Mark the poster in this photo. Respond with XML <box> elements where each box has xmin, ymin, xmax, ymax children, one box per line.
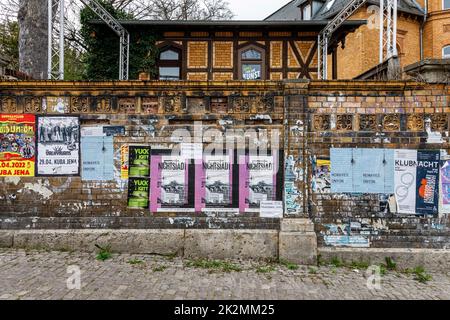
<box><xmin>150</xmin><ymin>150</ymin><xmax>195</xmax><ymax>212</ymax></box>
<box><xmin>415</xmin><ymin>150</ymin><xmax>440</xmax><ymax>215</ymax></box>
<box><xmin>394</xmin><ymin>149</ymin><xmax>417</xmax><ymax>214</ymax></box>
<box><xmin>312</xmin><ymin>157</ymin><xmax>330</xmax><ymax>193</ymax></box>
<box><xmin>103</xmin><ymin>126</ymin><xmax>125</xmax><ymax>136</ymax></box>
<box><xmin>127</xmin><ymin>146</ymin><xmax>150</xmax><ymax>209</ymax></box>
<box><xmin>331</xmin><ymin>148</ymin><xmax>394</xmax><ymax>194</ymax></box>
<box><xmin>128</xmin><ymin>146</ymin><xmax>150</xmax><ymax>178</ymax></box>
<box><xmin>127</xmin><ymin>178</ymin><xmax>150</xmax><ymax>209</ymax></box>
<box><xmin>352</xmin><ymin>149</ymin><xmax>394</xmax><ymax>194</ymax></box>
<box><xmin>43</xmin><ymin>97</ymin><xmax>70</xmax><ymax>114</ymax></box>
<box><xmin>239</xmin><ymin>154</ymin><xmax>279</xmax><ymax>213</ymax></box>
<box><xmin>260</xmin><ymin>201</ymin><xmax>283</xmax><ymax>218</ymax></box>
<box><xmin>195</xmin><ymin>153</ymin><xmax>238</xmax><ymax>213</ymax></box>
<box><xmin>37</xmin><ymin>116</ymin><xmax>80</xmax><ymax>176</ymax></box>
<box><xmin>121</xmin><ymin>145</ymin><xmax>129</xmax><ymax>180</ymax></box>
<box><xmin>439</xmin><ymin>159</ymin><xmax>450</xmax><ymax>213</ymax></box>
<box><xmin>330</xmin><ymin>148</ymin><xmax>354</xmax><ymax>193</ymax></box>
<box><xmin>0</xmin><ymin>114</ymin><xmax>36</xmax><ymax>177</ymax></box>
<box><xmin>81</xmin><ymin>136</ymin><xmax>114</xmax><ymax>181</ymax></box>
<box><xmin>394</xmin><ymin>149</ymin><xmax>440</xmax><ymax>215</ymax></box>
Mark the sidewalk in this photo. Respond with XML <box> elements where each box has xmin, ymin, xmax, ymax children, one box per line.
<box><xmin>0</xmin><ymin>249</ymin><xmax>449</xmax><ymax>300</ymax></box>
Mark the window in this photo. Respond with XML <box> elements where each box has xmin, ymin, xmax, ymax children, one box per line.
<box><xmin>302</xmin><ymin>4</ymin><xmax>312</xmax><ymax>20</ymax></box>
<box><xmin>444</xmin><ymin>0</ymin><xmax>450</xmax><ymax>10</ymax></box>
<box><xmin>239</xmin><ymin>46</ymin><xmax>265</xmax><ymax>80</ymax></box>
<box><xmin>443</xmin><ymin>46</ymin><xmax>450</xmax><ymax>58</ymax></box>
<box><xmin>158</xmin><ymin>47</ymin><xmax>181</xmax><ymax>80</ymax></box>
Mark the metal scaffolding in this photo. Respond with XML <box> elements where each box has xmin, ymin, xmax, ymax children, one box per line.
<box><xmin>47</xmin><ymin>0</ymin><xmax>130</xmax><ymax>80</ymax></box>
<box><xmin>379</xmin><ymin>0</ymin><xmax>398</xmax><ymax>63</ymax></box>
<box><xmin>318</xmin><ymin>0</ymin><xmax>367</xmax><ymax>80</ymax></box>
<box><xmin>318</xmin><ymin>0</ymin><xmax>398</xmax><ymax>80</ymax></box>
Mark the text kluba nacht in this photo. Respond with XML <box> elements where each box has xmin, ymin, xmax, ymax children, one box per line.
<box><xmin>395</xmin><ymin>160</ymin><xmax>439</xmax><ymax>168</ymax></box>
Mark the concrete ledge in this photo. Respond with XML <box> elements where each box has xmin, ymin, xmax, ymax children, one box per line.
<box><xmin>279</xmin><ymin>232</ymin><xmax>317</xmax><ymax>265</ymax></box>
<box><xmin>0</xmin><ymin>231</ymin><xmax>13</xmax><ymax>248</ymax></box>
<box><xmin>318</xmin><ymin>247</ymin><xmax>450</xmax><ymax>271</ymax></box>
<box><xmin>184</xmin><ymin>229</ymin><xmax>278</xmax><ymax>260</ymax></box>
<box><xmin>11</xmin><ymin>229</ymin><xmax>184</xmax><ymax>256</ymax></box>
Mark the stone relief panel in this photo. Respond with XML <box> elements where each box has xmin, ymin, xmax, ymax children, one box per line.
<box><xmin>71</xmin><ymin>96</ymin><xmax>90</xmax><ymax>113</ymax></box>
<box><xmin>0</xmin><ymin>96</ymin><xmax>18</xmax><ymax>113</ymax></box>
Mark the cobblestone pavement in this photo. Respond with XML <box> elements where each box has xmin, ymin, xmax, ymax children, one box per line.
<box><xmin>0</xmin><ymin>248</ymin><xmax>449</xmax><ymax>300</ymax></box>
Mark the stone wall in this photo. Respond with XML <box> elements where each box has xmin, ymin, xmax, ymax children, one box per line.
<box><xmin>0</xmin><ymin>79</ymin><xmax>449</xmax><ymax>250</ymax></box>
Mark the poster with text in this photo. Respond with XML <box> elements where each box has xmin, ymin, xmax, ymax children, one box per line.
<box><xmin>81</xmin><ymin>136</ymin><xmax>114</xmax><ymax>181</ymax></box>
<box><xmin>415</xmin><ymin>150</ymin><xmax>440</xmax><ymax>215</ymax></box>
<box><xmin>127</xmin><ymin>178</ymin><xmax>150</xmax><ymax>209</ymax></box>
<box><xmin>37</xmin><ymin>116</ymin><xmax>80</xmax><ymax>176</ymax></box>
<box><xmin>394</xmin><ymin>149</ymin><xmax>417</xmax><ymax>214</ymax></box>
<box><xmin>128</xmin><ymin>146</ymin><xmax>150</xmax><ymax>178</ymax></box>
<box><xmin>150</xmin><ymin>151</ymin><xmax>195</xmax><ymax>213</ymax></box>
<box><xmin>195</xmin><ymin>153</ymin><xmax>238</xmax><ymax>213</ymax></box>
<box><xmin>0</xmin><ymin>114</ymin><xmax>36</xmax><ymax>177</ymax></box>
<box><xmin>439</xmin><ymin>159</ymin><xmax>450</xmax><ymax>214</ymax></box>
<box><xmin>239</xmin><ymin>154</ymin><xmax>279</xmax><ymax>213</ymax></box>
<box><xmin>330</xmin><ymin>148</ymin><xmax>354</xmax><ymax>193</ymax></box>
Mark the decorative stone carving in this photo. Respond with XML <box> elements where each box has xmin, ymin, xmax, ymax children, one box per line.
<box><xmin>142</xmin><ymin>97</ymin><xmax>159</xmax><ymax>114</ymax></box>
<box><xmin>71</xmin><ymin>96</ymin><xmax>90</xmax><ymax>113</ymax></box>
<box><xmin>313</xmin><ymin>114</ymin><xmax>330</xmax><ymax>131</ymax></box>
<box><xmin>210</xmin><ymin>97</ymin><xmax>228</xmax><ymax>113</ymax></box>
<box><xmin>0</xmin><ymin>96</ymin><xmax>17</xmax><ymax>113</ymax></box>
<box><xmin>336</xmin><ymin>114</ymin><xmax>353</xmax><ymax>131</ymax></box>
<box><xmin>161</xmin><ymin>96</ymin><xmax>181</xmax><ymax>113</ymax></box>
<box><xmin>118</xmin><ymin>97</ymin><xmax>136</xmax><ymax>113</ymax></box>
<box><xmin>359</xmin><ymin>114</ymin><xmax>377</xmax><ymax>131</ymax></box>
<box><xmin>23</xmin><ymin>97</ymin><xmax>42</xmax><ymax>113</ymax></box>
<box><xmin>95</xmin><ymin>97</ymin><xmax>112</xmax><ymax>113</ymax></box>
<box><xmin>186</xmin><ymin>97</ymin><xmax>206</xmax><ymax>114</ymax></box>
<box><xmin>256</xmin><ymin>95</ymin><xmax>274</xmax><ymax>113</ymax></box>
<box><xmin>382</xmin><ymin>114</ymin><xmax>400</xmax><ymax>131</ymax></box>
<box><xmin>407</xmin><ymin>114</ymin><xmax>424</xmax><ymax>131</ymax></box>
<box><xmin>429</xmin><ymin>114</ymin><xmax>448</xmax><ymax>131</ymax></box>
<box><xmin>231</xmin><ymin>97</ymin><xmax>251</xmax><ymax>113</ymax></box>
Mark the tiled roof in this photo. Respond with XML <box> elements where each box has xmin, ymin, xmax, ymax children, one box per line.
<box><xmin>265</xmin><ymin>0</ymin><xmax>424</xmax><ymax>21</ymax></box>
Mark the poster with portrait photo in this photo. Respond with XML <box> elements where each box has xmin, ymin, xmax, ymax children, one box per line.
<box><xmin>36</xmin><ymin>116</ymin><xmax>80</xmax><ymax>176</ymax></box>
<box><xmin>195</xmin><ymin>152</ymin><xmax>239</xmax><ymax>213</ymax></box>
<box><xmin>239</xmin><ymin>151</ymin><xmax>283</xmax><ymax>213</ymax></box>
<box><xmin>150</xmin><ymin>149</ymin><xmax>195</xmax><ymax>213</ymax></box>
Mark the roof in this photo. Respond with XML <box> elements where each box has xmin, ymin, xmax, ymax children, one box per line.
<box><xmin>91</xmin><ymin>19</ymin><xmax>366</xmax><ymax>32</ymax></box>
<box><xmin>265</xmin><ymin>0</ymin><xmax>424</xmax><ymax>21</ymax></box>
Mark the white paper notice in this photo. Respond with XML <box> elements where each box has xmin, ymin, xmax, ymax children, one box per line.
<box><xmin>260</xmin><ymin>201</ymin><xmax>283</xmax><ymax>218</ymax></box>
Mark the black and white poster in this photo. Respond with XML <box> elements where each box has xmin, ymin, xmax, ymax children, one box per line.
<box><xmin>37</xmin><ymin>116</ymin><xmax>80</xmax><ymax>176</ymax></box>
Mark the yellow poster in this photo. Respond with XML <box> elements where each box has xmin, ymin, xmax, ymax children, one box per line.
<box><xmin>121</xmin><ymin>145</ymin><xmax>129</xmax><ymax>180</ymax></box>
<box><xmin>0</xmin><ymin>114</ymin><xmax>36</xmax><ymax>177</ymax></box>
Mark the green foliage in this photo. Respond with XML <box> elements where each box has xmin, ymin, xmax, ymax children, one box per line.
<box><xmin>279</xmin><ymin>259</ymin><xmax>299</xmax><ymax>270</ymax></box>
<box><xmin>80</xmin><ymin>0</ymin><xmax>158</xmax><ymax>80</ymax></box>
<box><xmin>385</xmin><ymin>257</ymin><xmax>397</xmax><ymax>271</ymax></box>
<box><xmin>127</xmin><ymin>258</ymin><xmax>144</xmax><ymax>265</ymax></box>
<box><xmin>95</xmin><ymin>244</ymin><xmax>112</xmax><ymax>261</ymax></box>
<box><xmin>185</xmin><ymin>259</ymin><xmax>242</xmax><ymax>272</ymax></box>
<box><xmin>330</xmin><ymin>257</ymin><xmax>344</xmax><ymax>268</ymax></box>
<box><xmin>152</xmin><ymin>265</ymin><xmax>167</xmax><ymax>272</ymax></box>
<box><xmin>256</xmin><ymin>265</ymin><xmax>276</xmax><ymax>273</ymax></box>
<box><xmin>0</xmin><ymin>20</ymin><xmax>19</xmax><ymax>69</ymax></box>
<box><xmin>308</xmin><ymin>267</ymin><xmax>317</xmax><ymax>274</ymax></box>
<box><xmin>350</xmin><ymin>260</ymin><xmax>370</xmax><ymax>270</ymax></box>
<box><xmin>411</xmin><ymin>266</ymin><xmax>432</xmax><ymax>284</ymax></box>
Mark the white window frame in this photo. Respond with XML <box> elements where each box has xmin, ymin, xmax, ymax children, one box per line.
<box><xmin>443</xmin><ymin>45</ymin><xmax>450</xmax><ymax>59</ymax></box>
<box><xmin>444</xmin><ymin>0</ymin><xmax>450</xmax><ymax>10</ymax></box>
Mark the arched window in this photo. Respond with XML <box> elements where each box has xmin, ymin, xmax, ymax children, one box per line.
<box><xmin>444</xmin><ymin>0</ymin><xmax>450</xmax><ymax>10</ymax></box>
<box><xmin>158</xmin><ymin>47</ymin><xmax>181</xmax><ymax>80</ymax></box>
<box><xmin>443</xmin><ymin>46</ymin><xmax>450</xmax><ymax>59</ymax></box>
<box><xmin>239</xmin><ymin>46</ymin><xmax>265</xmax><ymax>80</ymax></box>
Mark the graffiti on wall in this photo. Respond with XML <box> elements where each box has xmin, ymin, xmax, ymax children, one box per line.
<box><xmin>0</xmin><ymin>114</ymin><xmax>36</xmax><ymax>177</ymax></box>
<box><xmin>312</xmin><ymin>156</ymin><xmax>330</xmax><ymax>193</ymax></box>
<box><xmin>321</xmin><ymin>221</ymin><xmax>383</xmax><ymax>248</ymax></box>
<box><xmin>284</xmin><ymin>155</ymin><xmax>302</xmax><ymax>214</ymax></box>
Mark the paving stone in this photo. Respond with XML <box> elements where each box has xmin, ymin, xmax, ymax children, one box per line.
<box><xmin>0</xmin><ymin>248</ymin><xmax>449</xmax><ymax>300</ymax></box>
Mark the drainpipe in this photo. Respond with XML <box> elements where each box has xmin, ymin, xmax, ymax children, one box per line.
<box><xmin>420</xmin><ymin>0</ymin><xmax>428</xmax><ymax>60</ymax></box>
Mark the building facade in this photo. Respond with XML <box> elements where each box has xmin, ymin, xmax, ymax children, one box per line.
<box><xmin>267</xmin><ymin>0</ymin><xmax>450</xmax><ymax>79</ymax></box>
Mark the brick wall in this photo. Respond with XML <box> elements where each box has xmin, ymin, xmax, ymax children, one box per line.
<box><xmin>0</xmin><ymin>80</ymin><xmax>449</xmax><ymax>249</ymax></box>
